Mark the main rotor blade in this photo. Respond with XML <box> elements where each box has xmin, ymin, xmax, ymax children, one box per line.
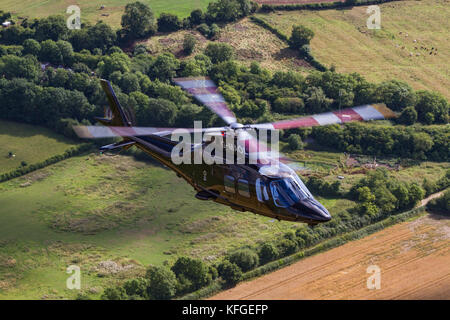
<box><xmin>250</xmin><ymin>103</ymin><xmax>396</xmax><ymax>130</ymax></box>
<box><xmin>73</xmin><ymin>125</ymin><xmax>226</xmax><ymax>139</ymax></box>
<box><xmin>237</xmin><ymin>130</ymin><xmax>293</xmax><ymax>166</ymax></box>
<box><xmin>173</xmin><ymin>77</ymin><xmax>237</xmax><ymax>125</ymax></box>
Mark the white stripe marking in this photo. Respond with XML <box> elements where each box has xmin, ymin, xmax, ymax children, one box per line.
<box><xmin>196</xmin><ymin>94</ymin><xmax>225</xmax><ymax>103</ymax></box>
<box><xmin>175</xmin><ymin>79</ymin><xmax>216</xmax><ymax>89</ymax></box>
<box><xmin>313</xmin><ymin>112</ymin><xmax>342</xmax><ymax>125</ymax></box>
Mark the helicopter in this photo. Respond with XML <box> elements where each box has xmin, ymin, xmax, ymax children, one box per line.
<box><xmin>74</xmin><ymin>77</ymin><xmax>396</xmax><ymax>225</ymax></box>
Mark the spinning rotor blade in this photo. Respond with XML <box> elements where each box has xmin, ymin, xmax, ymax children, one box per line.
<box><xmin>173</xmin><ymin>77</ymin><xmax>237</xmax><ymax>125</ymax></box>
<box><xmin>250</xmin><ymin>103</ymin><xmax>396</xmax><ymax>130</ymax></box>
<box><xmin>73</xmin><ymin>125</ymin><xmax>227</xmax><ymax>139</ymax></box>
<box><xmin>237</xmin><ymin>130</ymin><xmax>292</xmax><ymax>166</ymax></box>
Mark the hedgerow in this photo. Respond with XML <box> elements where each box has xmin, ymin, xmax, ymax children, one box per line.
<box><xmin>0</xmin><ymin>143</ymin><xmax>92</xmax><ymax>182</ymax></box>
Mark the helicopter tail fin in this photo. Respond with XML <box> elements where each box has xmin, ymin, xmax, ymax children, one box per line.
<box><xmin>95</xmin><ymin>79</ymin><xmax>136</xmax><ymax>153</ymax></box>
<box><xmin>96</xmin><ymin>79</ymin><xmax>132</xmax><ymax>127</ymax></box>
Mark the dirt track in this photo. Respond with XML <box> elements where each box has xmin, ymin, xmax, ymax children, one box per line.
<box><xmin>254</xmin><ymin>0</ymin><xmax>343</xmax><ymax>4</ymax></box>
<box><xmin>210</xmin><ymin>213</ymin><xmax>450</xmax><ymax>299</ymax></box>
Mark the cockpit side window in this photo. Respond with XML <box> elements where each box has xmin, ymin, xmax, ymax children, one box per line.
<box><xmin>291</xmin><ymin>175</ymin><xmax>312</xmax><ymax>199</ymax></box>
<box><xmin>256</xmin><ymin>178</ymin><xmax>269</xmax><ymax>202</ymax></box>
<box><xmin>270</xmin><ymin>180</ymin><xmax>292</xmax><ymax>208</ymax></box>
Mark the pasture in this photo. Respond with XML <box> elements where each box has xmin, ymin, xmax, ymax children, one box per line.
<box><xmin>0</xmin><ymin>141</ymin><xmax>447</xmax><ymax>298</ymax></box>
<box><xmin>255</xmin><ymin>0</ymin><xmax>450</xmax><ymax>99</ymax></box>
<box><xmin>0</xmin><ymin>152</ymin><xmax>354</xmax><ymax>299</ymax></box>
<box><xmin>0</xmin><ymin>120</ymin><xmax>78</xmax><ymax>175</ymax></box>
<box><xmin>0</xmin><ymin>0</ymin><xmax>212</xmax><ymax>28</ymax></box>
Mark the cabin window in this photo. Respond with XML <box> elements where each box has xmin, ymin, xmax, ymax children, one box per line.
<box><xmin>256</xmin><ymin>178</ymin><xmax>269</xmax><ymax>202</ymax></box>
<box><xmin>238</xmin><ymin>179</ymin><xmax>250</xmax><ymax>198</ymax></box>
<box><xmin>224</xmin><ymin>175</ymin><xmax>235</xmax><ymax>193</ymax></box>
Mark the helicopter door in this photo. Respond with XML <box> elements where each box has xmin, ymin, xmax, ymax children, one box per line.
<box><xmin>224</xmin><ymin>175</ymin><xmax>236</xmax><ymax>194</ymax></box>
<box><xmin>237</xmin><ymin>179</ymin><xmax>250</xmax><ymax>198</ymax></box>
<box><xmin>255</xmin><ymin>178</ymin><xmax>269</xmax><ymax>202</ymax></box>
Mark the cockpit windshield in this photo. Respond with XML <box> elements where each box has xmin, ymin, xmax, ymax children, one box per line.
<box><xmin>270</xmin><ymin>176</ymin><xmax>311</xmax><ymax>208</ymax></box>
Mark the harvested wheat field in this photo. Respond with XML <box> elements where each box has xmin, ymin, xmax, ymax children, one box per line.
<box><xmin>210</xmin><ymin>214</ymin><xmax>450</xmax><ymax>300</ymax></box>
<box><xmin>254</xmin><ymin>0</ymin><xmax>341</xmax><ymax>4</ymax></box>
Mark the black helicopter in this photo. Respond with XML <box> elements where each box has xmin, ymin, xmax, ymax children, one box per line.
<box><xmin>74</xmin><ymin>77</ymin><xmax>396</xmax><ymax>225</ymax></box>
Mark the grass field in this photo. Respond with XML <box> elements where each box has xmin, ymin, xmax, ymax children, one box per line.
<box><xmin>0</xmin><ymin>120</ymin><xmax>78</xmax><ymax>175</ymax></box>
<box><xmin>1</xmin><ymin>140</ymin><xmax>447</xmax><ymax>299</ymax></box>
<box><xmin>255</xmin><ymin>0</ymin><xmax>450</xmax><ymax>99</ymax></box>
<box><xmin>0</xmin><ymin>0</ymin><xmax>212</xmax><ymax>28</ymax></box>
<box><xmin>0</xmin><ymin>152</ymin><xmax>357</xmax><ymax>299</ymax></box>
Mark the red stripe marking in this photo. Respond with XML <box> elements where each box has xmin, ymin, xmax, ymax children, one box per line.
<box><xmin>273</xmin><ymin>117</ymin><xmax>319</xmax><ymax>130</ymax></box>
<box><xmin>333</xmin><ymin>108</ymin><xmax>363</xmax><ymax>123</ymax></box>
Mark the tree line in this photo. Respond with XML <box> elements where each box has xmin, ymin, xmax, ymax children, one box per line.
<box><xmin>0</xmin><ymin>1</ymin><xmax>448</xmax><ymax>159</ymax></box>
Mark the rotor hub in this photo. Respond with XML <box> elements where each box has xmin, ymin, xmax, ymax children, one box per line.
<box><xmin>230</xmin><ymin>122</ymin><xmax>244</xmax><ymax>130</ymax></box>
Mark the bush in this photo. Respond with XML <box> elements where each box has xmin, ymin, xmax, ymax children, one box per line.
<box><xmin>426</xmin><ymin>190</ymin><xmax>450</xmax><ymax>214</ymax></box>
<box><xmin>101</xmin><ymin>287</ymin><xmax>127</xmax><ymax>300</ymax></box>
<box><xmin>414</xmin><ymin>90</ymin><xmax>448</xmax><ymax>124</ymax></box>
<box><xmin>289</xmin><ymin>25</ymin><xmax>314</xmax><ymax>49</ymax></box>
<box><xmin>145</xmin><ymin>266</ymin><xmax>177</xmax><ymax>300</ymax></box>
<box><xmin>197</xmin><ymin>23</ymin><xmax>210</xmax><ymax>37</ymax></box>
<box><xmin>228</xmin><ymin>249</ymin><xmax>259</xmax><ymax>272</ymax></box>
<box><xmin>208</xmin><ymin>265</ymin><xmax>218</xmax><ymax>280</ymax></box>
<box><xmin>398</xmin><ymin>106</ymin><xmax>417</xmax><ymax>125</ymax></box>
<box><xmin>273</xmin><ymin>97</ymin><xmax>304</xmax><ymax>114</ymax></box>
<box><xmin>204</xmin><ymin>42</ymin><xmax>234</xmax><ymax>64</ymax></box>
<box><xmin>171</xmin><ymin>257</ymin><xmax>211</xmax><ymax>293</ymax></box>
<box><xmin>206</xmin><ymin>0</ymin><xmax>252</xmax><ymax>23</ymax></box>
<box><xmin>217</xmin><ymin>260</ymin><xmax>242</xmax><ymax>286</ymax></box>
<box><xmin>157</xmin><ymin>13</ymin><xmax>182</xmax><ymax>32</ymax></box>
<box><xmin>376</xmin><ymin>80</ymin><xmax>416</xmax><ymax>111</ymax></box>
<box><xmin>183</xmin><ymin>34</ymin><xmax>196</xmax><ymax>55</ymax></box>
<box><xmin>123</xmin><ymin>278</ymin><xmax>149</xmax><ymax>299</ymax></box>
<box><xmin>287</xmin><ymin>134</ymin><xmax>303</xmax><ymax>150</ymax></box>
<box><xmin>277</xmin><ymin>238</ymin><xmax>298</xmax><ymax>257</ymax></box>
<box><xmin>75</xmin><ymin>293</ymin><xmax>92</xmax><ymax>300</ymax></box>
<box><xmin>121</xmin><ymin>1</ymin><xmax>157</xmax><ymax>39</ymax></box>
<box><xmin>22</xmin><ymin>39</ymin><xmax>41</xmax><ymax>56</ymax></box>
<box><xmin>209</xmin><ymin>23</ymin><xmax>220</xmax><ymax>38</ymax></box>
<box><xmin>258</xmin><ymin>242</ymin><xmax>279</xmax><ymax>264</ymax></box>
<box><xmin>189</xmin><ymin>9</ymin><xmax>205</xmax><ymax>25</ymax></box>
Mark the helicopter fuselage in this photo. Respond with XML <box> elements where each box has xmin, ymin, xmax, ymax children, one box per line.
<box><xmin>123</xmin><ymin>133</ymin><xmax>331</xmax><ymax>225</ymax></box>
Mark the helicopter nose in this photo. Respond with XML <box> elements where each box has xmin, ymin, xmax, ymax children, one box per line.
<box><xmin>292</xmin><ymin>198</ymin><xmax>331</xmax><ymax>222</ymax></box>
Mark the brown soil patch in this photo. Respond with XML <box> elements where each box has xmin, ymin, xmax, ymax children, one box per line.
<box><xmin>210</xmin><ymin>214</ymin><xmax>450</xmax><ymax>300</ymax></box>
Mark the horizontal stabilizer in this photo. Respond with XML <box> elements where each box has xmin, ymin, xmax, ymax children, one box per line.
<box><xmin>99</xmin><ymin>140</ymin><xmax>136</xmax><ymax>152</ymax></box>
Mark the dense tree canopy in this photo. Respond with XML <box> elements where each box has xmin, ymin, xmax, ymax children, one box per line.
<box><xmin>121</xmin><ymin>1</ymin><xmax>157</xmax><ymax>39</ymax></box>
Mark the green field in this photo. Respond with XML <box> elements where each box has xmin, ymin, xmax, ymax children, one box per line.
<box><xmin>0</xmin><ymin>0</ymin><xmax>212</xmax><ymax>28</ymax></box>
<box><xmin>255</xmin><ymin>0</ymin><xmax>450</xmax><ymax>99</ymax></box>
<box><xmin>0</xmin><ymin>152</ymin><xmax>357</xmax><ymax>299</ymax></box>
<box><xmin>0</xmin><ymin>120</ymin><xmax>78</xmax><ymax>175</ymax></box>
<box><xmin>1</xmin><ymin>141</ymin><xmax>447</xmax><ymax>299</ymax></box>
